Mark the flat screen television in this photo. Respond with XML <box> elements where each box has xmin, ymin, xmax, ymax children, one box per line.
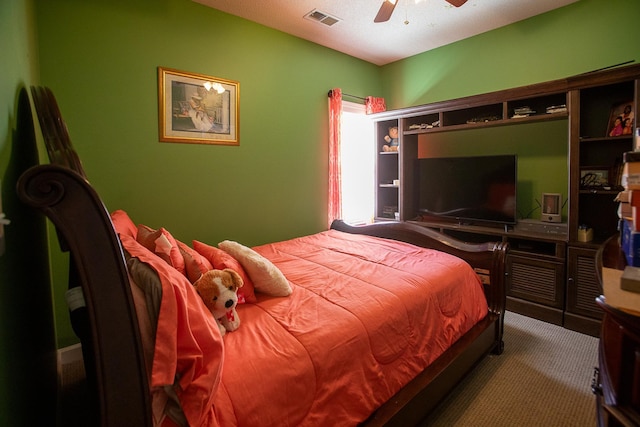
<box><xmin>415</xmin><ymin>154</ymin><xmax>517</xmax><ymax>225</ymax></box>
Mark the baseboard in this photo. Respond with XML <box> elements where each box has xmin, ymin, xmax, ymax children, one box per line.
<box><xmin>58</xmin><ymin>343</ymin><xmax>83</xmax><ymax>366</ymax></box>
<box><xmin>57</xmin><ymin>344</ymin><xmax>92</xmax><ymax>425</ymax></box>
<box><xmin>506</xmin><ymin>297</ymin><xmax>564</xmax><ymax>325</ymax></box>
<box><xmin>563</xmin><ymin>313</ymin><xmax>601</xmax><ymax>338</ymax></box>
<box><xmin>57</xmin><ymin>344</ymin><xmax>85</xmax><ymax>388</ymax></box>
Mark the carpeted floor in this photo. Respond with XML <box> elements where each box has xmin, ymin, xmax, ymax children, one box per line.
<box><xmin>421</xmin><ymin>311</ymin><xmax>600</xmax><ymax>426</ymax></box>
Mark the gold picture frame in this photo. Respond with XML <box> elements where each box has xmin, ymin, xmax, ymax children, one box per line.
<box><xmin>158</xmin><ymin>67</ymin><xmax>239</xmax><ymax>145</ymax></box>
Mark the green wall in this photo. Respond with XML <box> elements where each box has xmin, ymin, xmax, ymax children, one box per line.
<box><xmin>381</xmin><ymin>0</ymin><xmax>640</xmax><ymax>109</ymax></box>
<box><xmin>418</xmin><ymin>120</ymin><xmax>569</xmax><ymax>220</ymax></box>
<box><xmin>34</xmin><ymin>0</ymin><xmax>382</xmax><ymax>347</ymax></box>
<box><xmin>378</xmin><ymin>0</ymin><xmax>640</xmax><ymax>223</ymax></box>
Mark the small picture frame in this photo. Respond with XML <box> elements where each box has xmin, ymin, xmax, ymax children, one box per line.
<box><xmin>580</xmin><ymin>166</ymin><xmax>610</xmax><ymax>189</ymax></box>
<box><xmin>158</xmin><ymin>67</ymin><xmax>239</xmax><ymax>145</ymax></box>
<box><xmin>606</xmin><ymin>100</ymin><xmax>634</xmax><ymax>137</ymax></box>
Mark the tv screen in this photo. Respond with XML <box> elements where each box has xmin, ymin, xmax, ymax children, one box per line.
<box><xmin>415</xmin><ymin>154</ymin><xmax>517</xmax><ymax>225</ymax></box>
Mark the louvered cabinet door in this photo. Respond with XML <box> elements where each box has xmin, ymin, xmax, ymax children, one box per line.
<box><xmin>506</xmin><ymin>254</ymin><xmax>565</xmax><ymax>308</ymax></box>
<box><xmin>566</xmin><ymin>246</ymin><xmax>604</xmax><ymax>320</ymax></box>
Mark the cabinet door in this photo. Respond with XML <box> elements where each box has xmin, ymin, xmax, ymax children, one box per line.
<box><xmin>507</xmin><ymin>254</ymin><xmax>565</xmax><ymax>308</ymax></box>
<box><xmin>566</xmin><ymin>246</ymin><xmax>603</xmax><ymax>319</ymax></box>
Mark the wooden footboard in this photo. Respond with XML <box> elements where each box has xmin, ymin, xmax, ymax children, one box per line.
<box><xmin>331</xmin><ymin>220</ymin><xmax>508</xmax><ymax>319</ymax></box>
<box><xmin>331</xmin><ymin>220</ymin><xmax>508</xmax><ymax>426</ymax></box>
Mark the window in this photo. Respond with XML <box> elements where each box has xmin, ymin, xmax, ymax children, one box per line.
<box><xmin>340</xmin><ymin>101</ymin><xmax>374</xmax><ymax>224</ymax></box>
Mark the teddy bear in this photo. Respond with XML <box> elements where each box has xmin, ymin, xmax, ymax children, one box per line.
<box><xmin>383</xmin><ymin>126</ymin><xmax>399</xmax><ymax>152</ymax></box>
<box><xmin>193</xmin><ymin>269</ymin><xmax>244</xmax><ymax>336</ymax></box>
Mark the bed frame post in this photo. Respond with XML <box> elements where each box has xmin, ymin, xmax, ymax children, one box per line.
<box><xmin>489</xmin><ymin>240</ymin><xmax>508</xmax><ymax>354</ymax></box>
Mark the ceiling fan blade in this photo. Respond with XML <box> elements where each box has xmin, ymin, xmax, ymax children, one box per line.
<box><xmin>445</xmin><ymin>0</ymin><xmax>468</xmax><ymax>6</ymax></box>
<box><xmin>374</xmin><ymin>0</ymin><xmax>397</xmax><ymax>23</ymax></box>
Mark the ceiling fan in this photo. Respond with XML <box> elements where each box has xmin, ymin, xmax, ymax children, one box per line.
<box><xmin>374</xmin><ymin>0</ymin><xmax>469</xmax><ymax>23</ymax></box>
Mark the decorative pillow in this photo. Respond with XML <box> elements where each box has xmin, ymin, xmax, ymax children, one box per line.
<box><xmin>193</xmin><ymin>240</ymin><xmax>257</xmax><ymax>304</ymax></box>
<box><xmin>177</xmin><ymin>241</ymin><xmax>213</xmax><ymax>283</ymax></box>
<box><xmin>118</xmin><ymin>233</ymin><xmax>223</xmax><ymax>426</ymax></box>
<box><xmin>110</xmin><ymin>210</ymin><xmax>138</xmax><ymax>238</ymax></box>
<box><xmin>218</xmin><ymin>240</ymin><xmax>292</xmax><ymax>297</ymax></box>
<box><xmin>126</xmin><ymin>254</ymin><xmax>163</xmax><ymax>333</ymax></box>
<box><xmin>136</xmin><ymin>225</ymin><xmax>186</xmax><ymax>275</ymax></box>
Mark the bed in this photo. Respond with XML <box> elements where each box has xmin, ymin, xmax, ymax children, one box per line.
<box><xmin>17</xmin><ymin>86</ymin><xmax>508</xmax><ymax>426</ymax></box>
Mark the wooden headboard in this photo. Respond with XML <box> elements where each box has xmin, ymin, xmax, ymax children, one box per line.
<box><xmin>18</xmin><ymin>86</ymin><xmax>152</xmax><ymax>426</ymax></box>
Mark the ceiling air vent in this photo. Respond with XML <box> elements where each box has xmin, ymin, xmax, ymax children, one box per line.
<box><xmin>304</xmin><ymin>9</ymin><xmax>340</xmax><ymax>27</ymax></box>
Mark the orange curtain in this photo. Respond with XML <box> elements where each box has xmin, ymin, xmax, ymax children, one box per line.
<box><xmin>328</xmin><ymin>89</ymin><xmax>343</xmax><ymax>228</ymax></box>
<box><xmin>365</xmin><ymin>96</ymin><xmax>386</xmax><ymax>114</ymax></box>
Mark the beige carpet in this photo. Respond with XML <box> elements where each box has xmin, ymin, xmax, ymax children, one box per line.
<box><xmin>422</xmin><ymin>311</ymin><xmax>599</xmax><ymax>427</ymax></box>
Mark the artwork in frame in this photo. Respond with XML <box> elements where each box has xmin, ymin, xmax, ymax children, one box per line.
<box><xmin>606</xmin><ymin>100</ymin><xmax>634</xmax><ymax>137</ymax></box>
<box><xmin>158</xmin><ymin>67</ymin><xmax>239</xmax><ymax>145</ymax></box>
<box><xmin>580</xmin><ymin>166</ymin><xmax>610</xmax><ymax>189</ymax></box>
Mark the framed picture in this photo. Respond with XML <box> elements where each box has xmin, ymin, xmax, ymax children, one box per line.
<box><xmin>158</xmin><ymin>67</ymin><xmax>239</xmax><ymax>145</ymax></box>
<box><xmin>580</xmin><ymin>166</ymin><xmax>610</xmax><ymax>189</ymax></box>
<box><xmin>606</xmin><ymin>100</ymin><xmax>634</xmax><ymax>137</ymax></box>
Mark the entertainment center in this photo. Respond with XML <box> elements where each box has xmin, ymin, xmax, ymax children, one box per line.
<box><xmin>372</xmin><ymin>63</ymin><xmax>640</xmax><ymax>336</ymax></box>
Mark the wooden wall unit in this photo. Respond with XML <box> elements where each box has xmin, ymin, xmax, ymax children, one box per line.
<box><xmin>372</xmin><ymin>63</ymin><xmax>640</xmax><ymax>336</ymax></box>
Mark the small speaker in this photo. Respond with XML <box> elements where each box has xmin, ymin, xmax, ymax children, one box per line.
<box><xmin>541</xmin><ymin>193</ymin><xmax>561</xmax><ymax>223</ymax></box>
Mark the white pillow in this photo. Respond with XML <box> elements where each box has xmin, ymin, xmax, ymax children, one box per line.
<box><xmin>218</xmin><ymin>240</ymin><xmax>292</xmax><ymax>297</ymax></box>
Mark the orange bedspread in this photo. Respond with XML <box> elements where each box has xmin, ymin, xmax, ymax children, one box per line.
<box><xmin>211</xmin><ymin>230</ymin><xmax>488</xmax><ymax>426</ymax></box>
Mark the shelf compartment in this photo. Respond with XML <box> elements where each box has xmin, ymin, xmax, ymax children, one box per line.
<box><xmin>579</xmin><ymin>81</ymin><xmax>635</xmax><ymax>138</ymax></box>
<box><xmin>441</xmin><ymin>103</ymin><xmax>503</xmax><ymax>127</ymax></box>
<box><xmin>403</xmin><ymin>113</ymin><xmax>440</xmax><ymax>133</ymax></box>
<box><xmin>376</xmin><ymin>153</ymin><xmax>398</xmax><ymax>186</ymax></box>
<box><xmin>375</xmin><ymin>189</ymin><xmax>399</xmax><ymax>220</ymax></box>
<box><xmin>577</xmin><ymin>192</ymin><xmax>620</xmax><ymax>242</ymax></box>
<box><xmin>376</xmin><ymin>119</ymin><xmax>399</xmax><ymax>152</ymax></box>
<box><xmin>509</xmin><ymin>237</ymin><xmax>564</xmax><ymax>258</ymax></box>
<box><xmin>506</xmin><ymin>92</ymin><xmax>567</xmax><ymax>119</ymax></box>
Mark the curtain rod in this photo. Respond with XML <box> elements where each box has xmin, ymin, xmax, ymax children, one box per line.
<box><xmin>327</xmin><ymin>90</ymin><xmax>366</xmax><ymax>102</ymax></box>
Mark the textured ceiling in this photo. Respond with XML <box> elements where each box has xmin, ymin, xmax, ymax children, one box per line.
<box><xmin>192</xmin><ymin>0</ymin><xmax>579</xmax><ymax>65</ymax></box>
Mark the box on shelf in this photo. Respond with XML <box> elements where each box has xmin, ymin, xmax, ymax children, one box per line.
<box><xmin>622</xmin><ymin>151</ymin><xmax>640</xmax><ymax>190</ymax></box>
<box><xmin>620</xmin><ymin>218</ymin><xmax>640</xmax><ymax>266</ymax></box>
<box><xmin>381</xmin><ymin>205</ymin><xmax>398</xmax><ymax>219</ymax></box>
<box><xmin>621</xmin><ymin>266</ymin><xmax>640</xmax><ymax>293</ymax></box>
<box><xmin>618</xmin><ymin>201</ymin><xmax>632</xmax><ymax>219</ymax></box>
<box><xmin>616</xmin><ymin>190</ymin><xmax>631</xmax><ymax>203</ymax></box>
<box><xmin>615</xmin><ymin>189</ymin><xmax>640</xmax><ymax>230</ymax></box>
<box><xmin>578</xmin><ymin>227</ymin><xmax>594</xmax><ymax>242</ymax></box>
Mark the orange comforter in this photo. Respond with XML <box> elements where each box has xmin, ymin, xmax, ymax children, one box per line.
<box><xmin>210</xmin><ymin>230</ymin><xmax>488</xmax><ymax>426</ymax></box>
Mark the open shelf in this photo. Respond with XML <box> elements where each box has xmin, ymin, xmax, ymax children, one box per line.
<box><xmin>506</xmin><ymin>92</ymin><xmax>567</xmax><ymax>119</ymax></box>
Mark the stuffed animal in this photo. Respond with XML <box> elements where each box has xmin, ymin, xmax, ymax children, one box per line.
<box><xmin>193</xmin><ymin>269</ymin><xmax>244</xmax><ymax>336</ymax></box>
<box><xmin>383</xmin><ymin>126</ymin><xmax>399</xmax><ymax>152</ymax></box>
